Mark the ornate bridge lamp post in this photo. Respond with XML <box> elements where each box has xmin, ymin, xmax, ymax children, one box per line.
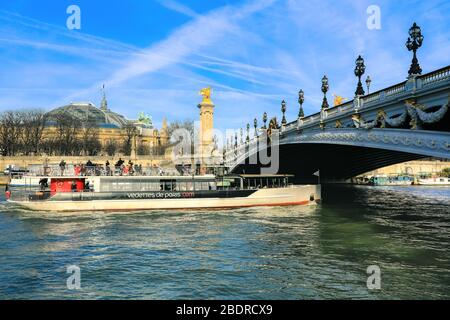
<box><xmin>406</xmin><ymin>22</ymin><xmax>424</xmax><ymax>77</ymax></box>
<box><xmin>246</xmin><ymin>123</ymin><xmax>250</xmax><ymax>143</ymax></box>
<box><xmin>365</xmin><ymin>76</ymin><xmax>372</xmax><ymax>94</ymax></box>
<box><xmin>240</xmin><ymin>128</ymin><xmax>243</xmax><ymax>144</ymax></box>
<box><xmin>254</xmin><ymin>118</ymin><xmax>258</xmax><ymax>138</ymax></box>
<box><xmin>234</xmin><ymin>132</ymin><xmax>238</xmax><ymax>159</ymax></box>
<box><xmin>263</xmin><ymin>112</ymin><xmax>268</xmax><ymax>129</ymax></box>
<box><xmin>281</xmin><ymin>100</ymin><xmax>287</xmax><ymax>126</ymax></box>
<box><xmin>320</xmin><ymin>76</ymin><xmax>329</xmax><ymax>130</ymax></box>
<box><xmin>222</xmin><ymin>146</ymin><xmax>226</xmax><ymax>163</ymax></box>
<box><xmin>298</xmin><ymin>90</ymin><xmax>305</xmax><ymax>119</ymax></box>
<box><xmin>354</xmin><ymin>55</ymin><xmax>366</xmax><ymax>96</ymax></box>
<box><xmin>321</xmin><ymin>76</ymin><xmax>329</xmax><ymax>109</ymax></box>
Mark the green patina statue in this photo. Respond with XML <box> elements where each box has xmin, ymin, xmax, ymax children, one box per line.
<box><xmin>137</xmin><ymin>112</ymin><xmax>153</xmax><ymax>126</ymax></box>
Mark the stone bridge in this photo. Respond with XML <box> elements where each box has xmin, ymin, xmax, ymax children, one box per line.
<box><xmin>224</xmin><ymin>65</ymin><xmax>450</xmax><ymax>183</ymax></box>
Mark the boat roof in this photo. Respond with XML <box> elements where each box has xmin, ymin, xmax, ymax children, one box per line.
<box><xmin>239</xmin><ymin>174</ymin><xmax>295</xmax><ymax>178</ymax></box>
<box><xmin>48</xmin><ymin>175</ymin><xmax>216</xmax><ymax>180</ymax></box>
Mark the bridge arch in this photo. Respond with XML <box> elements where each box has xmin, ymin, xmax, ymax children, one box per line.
<box><xmin>228</xmin><ymin>128</ymin><xmax>450</xmax><ymax>183</ymax></box>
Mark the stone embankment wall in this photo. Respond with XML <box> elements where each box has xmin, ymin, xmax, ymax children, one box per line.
<box><xmin>363</xmin><ymin>160</ymin><xmax>450</xmax><ymax>176</ymax></box>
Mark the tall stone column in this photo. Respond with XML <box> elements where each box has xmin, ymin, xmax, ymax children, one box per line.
<box><xmin>198</xmin><ymin>87</ymin><xmax>215</xmax><ymax>171</ymax></box>
<box><xmin>130</xmin><ymin>133</ymin><xmax>137</xmax><ymax>160</ymax></box>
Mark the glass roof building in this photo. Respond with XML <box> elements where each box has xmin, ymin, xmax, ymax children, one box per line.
<box><xmin>41</xmin><ymin>87</ymin><xmax>169</xmax><ymax>155</ymax></box>
<box><xmin>46</xmin><ymin>102</ymin><xmax>129</xmax><ymax>129</ymax></box>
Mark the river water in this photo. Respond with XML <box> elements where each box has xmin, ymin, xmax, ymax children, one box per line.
<box><xmin>0</xmin><ymin>185</ymin><xmax>449</xmax><ymax>300</ymax></box>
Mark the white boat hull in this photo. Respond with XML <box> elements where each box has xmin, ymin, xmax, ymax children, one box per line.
<box><xmin>9</xmin><ymin>185</ymin><xmax>321</xmax><ymax>212</ymax></box>
<box><xmin>417</xmin><ymin>178</ymin><xmax>450</xmax><ymax>186</ymax></box>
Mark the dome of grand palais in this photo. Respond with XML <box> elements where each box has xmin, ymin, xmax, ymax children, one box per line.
<box><xmin>46</xmin><ymin>102</ymin><xmax>130</xmax><ymax>129</ymax></box>
<box><xmin>42</xmin><ymin>91</ymin><xmax>169</xmax><ymax>153</ymax></box>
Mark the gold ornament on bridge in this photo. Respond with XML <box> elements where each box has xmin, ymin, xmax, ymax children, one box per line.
<box><xmin>333</xmin><ymin>94</ymin><xmax>347</xmax><ymax>106</ymax></box>
<box><xmin>377</xmin><ymin>109</ymin><xmax>387</xmax><ymax>128</ymax></box>
<box><xmin>267</xmin><ymin>117</ymin><xmax>278</xmax><ymax>140</ymax></box>
<box><xmin>199</xmin><ymin>87</ymin><xmax>213</xmax><ymax>104</ymax></box>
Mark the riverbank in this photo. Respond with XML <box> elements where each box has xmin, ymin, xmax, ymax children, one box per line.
<box><xmin>361</xmin><ymin>160</ymin><xmax>450</xmax><ymax>176</ymax></box>
<box><xmin>0</xmin><ymin>175</ymin><xmax>9</xmax><ymax>186</ymax></box>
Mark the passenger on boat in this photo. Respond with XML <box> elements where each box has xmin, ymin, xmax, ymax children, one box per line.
<box><xmin>115</xmin><ymin>158</ymin><xmax>125</xmax><ymax>175</ymax></box>
<box><xmin>71</xmin><ymin>181</ymin><xmax>77</xmax><ymax>192</ymax></box>
<box><xmin>59</xmin><ymin>160</ymin><xmax>66</xmax><ymax>176</ymax></box>
<box><xmin>105</xmin><ymin>161</ymin><xmax>111</xmax><ymax>176</ymax></box>
<box><xmin>115</xmin><ymin>158</ymin><xmax>124</xmax><ymax>168</ymax></box>
<box><xmin>80</xmin><ymin>164</ymin><xmax>87</xmax><ymax>176</ymax></box>
<box><xmin>39</xmin><ymin>178</ymin><xmax>48</xmax><ymax>191</ymax></box>
<box><xmin>126</xmin><ymin>160</ymin><xmax>133</xmax><ymax>175</ymax></box>
<box><xmin>74</xmin><ymin>165</ymin><xmax>81</xmax><ymax>176</ymax></box>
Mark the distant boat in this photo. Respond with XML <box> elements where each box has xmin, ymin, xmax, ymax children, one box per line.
<box><xmin>9</xmin><ymin>175</ymin><xmax>42</xmax><ymax>187</ymax></box>
<box><xmin>369</xmin><ymin>175</ymin><xmax>413</xmax><ymax>186</ymax></box>
<box><xmin>417</xmin><ymin>177</ymin><xmax>450</xmax><ymax>186</ymax></box>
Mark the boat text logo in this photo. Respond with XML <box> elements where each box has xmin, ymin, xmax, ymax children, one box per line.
<box><xmin>126</xmin><ymin>192</ymin><xmax>195</xmax><ymax>199</ymax></box>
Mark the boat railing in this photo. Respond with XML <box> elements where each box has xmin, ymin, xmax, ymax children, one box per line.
<box><xmin>20</xmin><ymin>165</ymin><xmax>187</xmax><ymax>178</ymax></box>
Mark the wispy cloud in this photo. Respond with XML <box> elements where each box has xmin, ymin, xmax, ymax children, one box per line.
<box><xmin>105</xmin><ymin>0</ymin><xmax>277</xmax><ymax>88</ymax></box>
<box><xmin>156</xmin><ymin>0</ymin><xmax>200</xmax><ymax>18</ymax></box>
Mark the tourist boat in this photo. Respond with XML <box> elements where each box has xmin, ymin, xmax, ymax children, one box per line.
<box><xmin>5</xmin><ymin>174</ymin><xmax>321</xmax><ymax>212</ymax></box>
<box><xmin>416</xmin><ymin>177</ymin><xmax>450</xmax><ymax>186</ymax></box>
<box><xmin>368</xmin><ymin>175</ymin><xmax>413</xmax><ymax>186</ymax></box>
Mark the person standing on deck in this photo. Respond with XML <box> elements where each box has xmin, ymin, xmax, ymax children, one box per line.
<box><xmin>105</xmin><ymin>160</ymin><xmax>111</xmax><ymax>176</ymax></box>
<box><xmin>59</xmin><ymin>160</ymin><xmax>66</xmax><ymax>176</ymax></box>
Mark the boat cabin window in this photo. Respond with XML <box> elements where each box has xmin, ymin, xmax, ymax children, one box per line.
<box><xmin>241</xmin><ymin>175</ymin><xmax>292</xmax><ymax>189</ymax></box>
<box><xmin>216</xmin><ymin>177</ymin><xmax>242</xmax><ymax>190</ymax></box>
<box><xmin>99</xmin><ymin>177</ymin><xmax>217</xmax><ymax>192</ymax></box>
<box><xmin>160</xmin><ymin>179</ymin><xmax>176</xmax><ymax>191</ymax></box>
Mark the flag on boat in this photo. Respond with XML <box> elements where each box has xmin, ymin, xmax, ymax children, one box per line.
<box><xmin>313</xmin><ymin>170</ymin><xmax>320</xmax><ymax>177</ymax></box>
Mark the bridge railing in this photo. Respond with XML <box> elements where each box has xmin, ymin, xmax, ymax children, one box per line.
<box><xmin>385</xmin><ymin>82</ymin><xmax>407</xmax><ymax>97</ymax></box>
<box><xmin>225</xmin><ymin>65</ymin><xmax>450</xmax><ymax>167</ymax></box>
<box><xmin>421</xmin><ymin>65</ymin><xmax>450</xmax><ymax>87</ymax></box>
<box><xmin>279</xmin><ymin>65</ymin><xmax>450</xmax><ymax>130</ymax></box>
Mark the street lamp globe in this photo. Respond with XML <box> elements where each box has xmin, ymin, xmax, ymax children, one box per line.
<box><xmin>365</xmin><ymin>75</ymin><xmax>372</xmax><ymax>94</ymax></box>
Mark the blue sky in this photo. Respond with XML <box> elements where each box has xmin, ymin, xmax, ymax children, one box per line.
<box><xmin>0</xmin><ymin>0</ymin><xmax>449</xmax><ymax>131</ymax></box>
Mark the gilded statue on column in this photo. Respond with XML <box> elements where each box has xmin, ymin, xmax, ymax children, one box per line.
<box><xmin>199</xmin><ymin>87</ymin><xmax>213</xmax><ymax>104</ymax></box>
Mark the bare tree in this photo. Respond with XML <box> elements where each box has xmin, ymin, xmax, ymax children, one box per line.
<box><xmin>20</xmin><ymin>109</ymin><xmax>47</xmax><ymax>155</ymax></box>
<box><xmin>168</xmin><ymin>120</ymin><xmax>194</xmax><ymax>141</ymax></box>
<box><xmin>105</xmin><ymin>140</ymin><xmax>117</xmax><ymax>157</ymax></box>
<box><xmin>81</xmin><ymin>119</ymin><xmax>101</xmax><ymax>156</ymax></box>
<box><xmin>39</xmin><ymin>137</ymin><xmax>58</xmax><ymax>156</ymax></box>
<box><xmin>137</xmin><ymin>143</ymin><xmax>150</xmax><ymax>156</ymax></box>
<box><xmin>53</xmin><ymin>113</ymin><xmax>81</xmax><ymax>156</ymax></box>
<box><xmin>168</xmin><ymin>119</ymin><xmax>196</xmax><ymax>155</ymax></box>
<box><xmin>0</xmin><ymin>111</ymin><xmax>24</xmax><ymax>156</ymax></box>
<box><xmin>121</xmin><ymin>123</ymin><xmax>136</xmax><ymax>156</ymax></box>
